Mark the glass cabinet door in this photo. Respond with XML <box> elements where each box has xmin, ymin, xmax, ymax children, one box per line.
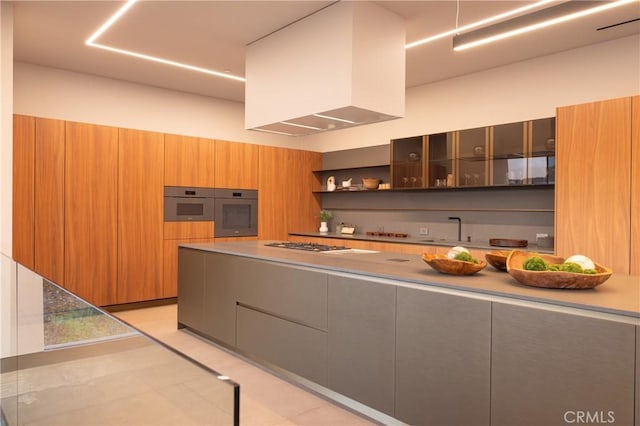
<box><xmin>492</xmin><ymin>121</ymin><xmax>526</xmax><ymax>185</ymax></box>
<box><xmin>426</xmin><ymin>132</ymin><xmax>454</xmax><ymax>187</ymax></box>
<box><xmin>529</xmin><ymin>117</ymin><xmax>556</xmax><ymax>184</ymax></box>
<box><xmin>457</xmin><ymin>127</ymin><xmax>488</xmax><ymax>186</ymax></box>
<box><xmin>391</xmin><ymin>135</ymin><xmax>424</xmax><ymax>188</ymax></box>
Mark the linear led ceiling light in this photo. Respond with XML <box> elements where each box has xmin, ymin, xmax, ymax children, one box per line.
<box><xmin>453</xmin><ymin>0</ymin><xmax>637</xmax><ymax>51</ymax></box>
<box><xmin>85</xmin><ymin>0</ymin><xmax>246</xmax><ymax>82</ymax></box>
<box><xmin>405</xmin><ymin>0</ymin><xmax>557</xmax><ymax>49</ymax></box>
<box><xmin>312</xmin><ymin>113</ymin><xmax>356</xmax><ymax>124</ymax></box>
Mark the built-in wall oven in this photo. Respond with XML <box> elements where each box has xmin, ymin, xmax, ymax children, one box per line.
<box><xmin>164</xmin><ymin>186</ymin><xmax>215</xmax><ymax>221</ymax></box>
<box><xmin>213</xmin><ymin>189</ymin><xmax>258</xmax><ymax>237</ymax></box>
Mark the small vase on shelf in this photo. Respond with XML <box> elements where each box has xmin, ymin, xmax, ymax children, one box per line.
<box><xmin>319</xmin><ymin>210</ymin><xmax>332</xmax><ymax>234</ymax></box>
<box><xmin>319</xmin><ymin>222</ymin><xmax>329</xmax><ymax>234</ymax></box>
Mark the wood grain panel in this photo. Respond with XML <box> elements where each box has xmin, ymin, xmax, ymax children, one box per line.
<box><xmin>163</xmin><ymin>221</ymin><xmax>213</xmax><ymax>240</ymax></box>
<box><xmin>258</xmin><ymin>145</ymin><xmax>288</xmax><ymax>240</ymax></box>
<box><xmin>556</xmin><ymin>97</ymin><xmax>632</xmax><ymax>274</ymax></box>
<box><xmin>215</xmin><ymin>140</ymin><xmax>259</xmax><ymax>189</ymax></box>
<box><xmin>164</xmin><ymin>134</ymin><xmax>214</xmax><ymax>187</ymax></box>
<box><xmin>287</xmin><ymin>149</ymin><xmax>322</xmax><ymax>234</ymax></box>
<box><xmin>214</xmin><ymin>236</ymin><xmax>258</xmax><ymax>242</ymax></box>
<box><xmin>64</xmin><ymin>122</ymin><xmax>118</xmax><ymax>306</ymax></box>
<box><xmin>631</xmin><ymin>96</ymin><xmax>640</xmax><ymax>276</ymax></box>
<box><xmin>34</xmin><ymin>118</ymin><xmax>65</xmax><ymax>284</ymax></box>
<box><xmin>12</xmin><ymin>115</ymin><xmax>35</xmax><ymax>269</ymax></box>
<box><xmin>117</xmin><ymin>128</ymin><xmax>164</xmax><ymax>303</ymax></box>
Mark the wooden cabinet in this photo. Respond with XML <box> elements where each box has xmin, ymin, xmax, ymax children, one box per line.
<box><xmin>259</xmin><ymin>146</ymin><xmax>321</xmax><ymax>240</ymax></box>
<box><xmin>117</xmin><ymin>128</ymin><xmax>165</xmax><ymax>304</ymax></box>
<box><xmin>491</xmin><ymin>303</ymin><xmax>636</xmax><ymax>426</ymax></box>
<box><xmin>34</xmin><ymin>118</ymin><xmax>65</xmax><ymax>285</ymax></box>
<box><xmin>215</xmin><ymin>140</ymin><xmax>258</xmax><ymax>189</ymax></box>
<box><xmin>556</xmin><ymin>97</ymin><xmax>633</xmax><ymax>273</ymax></box>
<box><xmin>395</xmin><ymin>287</ymin><xmax>491</xmax><ymax>426</ymax></box>
<box><xmin>327</xmin><ymin>275</ymin><xmax>396</xmax><ymax>415</ymax></box>
<box><xmin>164</xmin><ymin>134</ymin><xmax>214</xmax><ymax>187</ymax></box>
<box><xmin>12</xmin><ymin>115</ymin><xmax>35</xmax><ymax>269</ymax></box>
<box><xmin>258</xmin><ymin>146</ymin><xmax>287</xmax><ymax>240</ymax></box>
<box><xmin>287</xmin><ymin>148</ymin><xmax>322</xmax><ymax>233</ymax></box>
<box><xmin>64</xmin><ymin>122</ymin><xmax>118</xmax><ymax>306</ymax></box>
<box><xmin>163</xmin><ymin>221</ymin><xmax>213</xmax><ymax>298</ymax></box>
<box><xmin>631</xmin><ymin>96</ymin><xmax>640</xmax><ymax>276</ymax></box>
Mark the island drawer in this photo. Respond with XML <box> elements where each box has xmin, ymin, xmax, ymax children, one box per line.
<box><xmin>233</xmin><ymin>257</ymin><xmax>328</xmax><ymax>329</ymax></box>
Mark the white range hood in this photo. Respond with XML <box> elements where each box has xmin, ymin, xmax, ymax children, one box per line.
<box><xmin>245</xmin><ymin>1</ymin><xmax>406</xmax><ymax>136</ymax></box>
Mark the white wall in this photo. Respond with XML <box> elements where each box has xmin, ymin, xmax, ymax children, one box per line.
<box><xmin>14</xmin><ymin>35</ymin><xmax>640</xmax><ymax>155</ymax></box>
<box><xmin>302</xmin><ymin>34</ymin><xmax>640</xmax><ymax>152</ymax></box>
<box><xmin>13</xmin><ymin>63</ymin><xmax>306</xmax><ymax>150</ymax></box>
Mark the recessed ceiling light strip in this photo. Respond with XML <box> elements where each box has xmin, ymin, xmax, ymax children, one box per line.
<box><xmin>453</xmin><ymin>0</ymin><xmax>636</xmax><ymax>51</ymax></box>
<box><xmin>280</xmin><ymin>121</ymin><xmax>323</xmax><ymax>131</ymax></box>
<box><xmin>86</xmin><ymin>0</ymin><xmax>138</xmax><ymax>44</ymax></box>
<box><xmin>252</xmin><ymin>128</ymin><xmax>298</xmax><ymax>136</ymax></box>
<box><xmin>85</xmin><ymin>0</ymin><xmax>246</xmax><ymax>82</ymax></box>
<box><xmin>405</xmin><ymin>0</ymin><xmax>557</xmax><ymax>49</ymax></box>
<box><xmin>312</xmin><ymin>113</ymin><xmax>356</xmax><ymax>124</ymax></box>
<box><xmin>87</xmin><ymin>42</ymin><xmax>246</xmax><ymax>82</ymax></box>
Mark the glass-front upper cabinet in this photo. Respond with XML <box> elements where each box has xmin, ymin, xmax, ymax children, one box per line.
<box><xmin>492</xmin><ymin>121</ymin><xmax>526</xmax><ymax>185</ymax></box>
<box><xmin>529</xmin><ymin>117</ymin><xmax>556</xmax><ymax>184</ymax></box>
<box><xmin>456</xmin><ymin>127</ymin><xmax>488</xmax><ymax>186</ymax></box>
<box><xmin>391</xmin><ymin>135</ymin><xmax>425</xmax><ymax>188</ymax></box>
<box><xmin>426</xmin><ymin>132</ymin><xmax>454</xmax><ymax>188</ymax></box>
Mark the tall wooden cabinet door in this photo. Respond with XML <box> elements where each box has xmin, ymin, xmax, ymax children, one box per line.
<box><xmin>287</xmin><ymin>149</ymin><xmax>322</xmax><ymax>234</ymax></box>
<box><xmin>631</xmin><ymin>96</ymin><xmax>640</xmax><ymax>275</ymax></box>
<box><xmin>215</xmin><ymin>140</ymin><xmax>258</xmax><ymax>189</ymax></box>
<box><xmin>12</xmin><ymin>115</ymin><xmax>35</xmax><ymax>269</ymax></box>
<box><xmin>117</xmin><ymin>129</ymin><xmax>164</xmax><ymax>304</ymax></box>
<box><xmin>396</xmin><ymin>287</ymin><xmax>491</xmax><ymax>426</ymax></box>
<box><xmin>64</xmin><ymin>122</ymin><xmax>118</xmax><ymax>306</ymax></box>
<box><xmin>556</xmin><ymin>97</ymin><xmax>632</xmax><ymax>273</ymax></box>
<box><xmin>258</xmin><ymin>145</ymin><xmax>288</xmax><ymax>239</ymax></box>
<box><xmin>164</xmin><ymin>134</ymin><xmax>214</xmax><ymax>187</ymax></box>
<box><xmin>491</xmin><ymin>303</ymin><xmax>636</xmax><ymax>426</ymax></box>
<box><xmin>34</xmin><ymin>118</ymin><xmax>65</xmax><ymax>284</ymax></box>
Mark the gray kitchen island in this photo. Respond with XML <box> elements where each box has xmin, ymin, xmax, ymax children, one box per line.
<box><xmin>177</xmin><ymin>241</ymin><xmax>640</xmax><ymax>426</ymax></box>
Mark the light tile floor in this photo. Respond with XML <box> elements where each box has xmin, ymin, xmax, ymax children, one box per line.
<box><xmin>114</xmin><ymin>304</ymin><xmax>374</xmax><ymax>426</ymax></box>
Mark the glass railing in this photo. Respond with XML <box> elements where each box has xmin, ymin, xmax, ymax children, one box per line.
<box><xmin>0</xmin><ymin>255</ymin><xmax>239</xmax><ymax>425</ymax></box>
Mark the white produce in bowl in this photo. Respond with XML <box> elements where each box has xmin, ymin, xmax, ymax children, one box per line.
<box><xmin>565</xmin><ymin>254</ymin><xmax>595</xmax><ymax>271</ymax></box>
<box><xmin>447</xmin><ymin>246</ymin><xmax>470</xmax><ymax>259</ymax></box>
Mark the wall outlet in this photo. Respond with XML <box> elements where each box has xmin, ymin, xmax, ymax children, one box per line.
<box><xmin>419</xmin><ymin>227</ymin><xmax>429</xmax><ymax>236</ymax></box>
<box><xmin>536</xmin><ymin>233</ymin><xmax>549</xmax><ymax>239</ymax></box>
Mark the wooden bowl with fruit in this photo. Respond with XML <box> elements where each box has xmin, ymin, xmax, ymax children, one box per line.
<box><xmin>422</xmin><ymin>246</ymin><xmax>487</xmax><ymax>275</ymax></box>
<box><xmin>506</xmin><ymin>250</ymin><xmax>612</xmax><ymax>289</ymax></box>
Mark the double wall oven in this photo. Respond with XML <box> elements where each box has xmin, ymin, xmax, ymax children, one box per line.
<box><xmin>164</xmin><ymin>186</ymin><xmax>258</xmax><ymax>237</ymax></box>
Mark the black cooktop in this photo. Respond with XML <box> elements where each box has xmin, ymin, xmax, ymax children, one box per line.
<box><xmin>265</xmin><ymin>242</ymin><xmax>350</xmax><ymax>252</ymax></box>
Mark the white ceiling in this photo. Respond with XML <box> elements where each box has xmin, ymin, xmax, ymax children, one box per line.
<box><xmin>12</xmin><ymin>1</ymin><xmax>640</xmax><ymax>103</ymax></box>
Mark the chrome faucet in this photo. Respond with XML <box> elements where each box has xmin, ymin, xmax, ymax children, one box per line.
<box><xmin>448</xmin><ymin>217</ymin><xmax>462</xmax><ymax>241</ymax></box>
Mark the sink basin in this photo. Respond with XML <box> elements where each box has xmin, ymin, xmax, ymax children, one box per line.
<box><xmin>320</xmin><ymin>249</ymin><xmax>380</xmax><ymax>254</ymax></box>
